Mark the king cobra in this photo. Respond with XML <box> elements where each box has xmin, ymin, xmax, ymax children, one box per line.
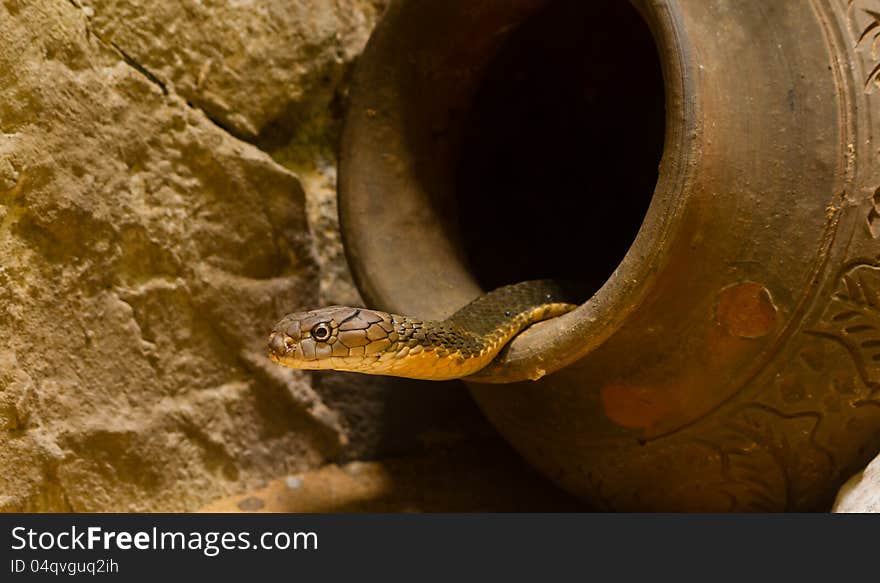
<box><xmin>267</xmin><ymin>280</ymin><xmax>580</xmax><ymax>381</ymax></box>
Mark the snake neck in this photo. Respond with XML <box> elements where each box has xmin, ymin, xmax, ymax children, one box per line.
<box><xmin>379</xmin><ymin>281</ymin><xmax>580</xmax><ymax>380</ymax></box>
<box><xmin>269</xmin><ymin>280</ymin><xmax>583</xmax><ymax>381</ymax></box>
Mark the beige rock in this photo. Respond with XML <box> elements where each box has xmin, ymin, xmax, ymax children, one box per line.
<box><xmin>833</xmin><ymin>458</ymin><xmax>880</xmax><ymax>513</ymax></box>
<box><xmin>80</xmin><ymin>0</ymin><xmax>388</xmax><ymax>140</ymax></box>
<box><xmin>0</xmin><ymin>0</ymin><xmax>389</xmax><ymax>511</ymax></box>
<box><xmin>0</xmin><ymin>0</ymin><xmax>484</xmax><ymax>512</ymax></box>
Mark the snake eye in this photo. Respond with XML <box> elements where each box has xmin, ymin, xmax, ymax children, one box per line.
<box><xmin>311</xmin><ymin>323</ymin><xmax>332</xmax><ymax>342</ymax></box>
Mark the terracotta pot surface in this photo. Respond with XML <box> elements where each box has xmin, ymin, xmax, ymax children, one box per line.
<box><xmin>339</xmin><ymin>0</ymin><xmax>880</xmax><ymax>511</ymax></box>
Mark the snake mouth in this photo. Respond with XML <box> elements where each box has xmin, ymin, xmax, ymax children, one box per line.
<box><xmin>267</xmin><ymin>332</ymin><xmax>292</xmax><ymax>359</ymax></box>
<box><xmin>266</xmin><ymin>333</ymin><xmax>315</xmax><ymax>369</ymax></box>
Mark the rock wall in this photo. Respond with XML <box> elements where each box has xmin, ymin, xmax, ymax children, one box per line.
<box><xmin>0</xmin><ymin>0</ymin><xmax>473</xmax><ymax>512</ymax></box>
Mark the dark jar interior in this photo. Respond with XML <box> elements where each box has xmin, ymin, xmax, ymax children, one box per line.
<box><xmin>455</xmin><ymin>0</ymin><xmax>665</xmax><ymax>293</ymax></box>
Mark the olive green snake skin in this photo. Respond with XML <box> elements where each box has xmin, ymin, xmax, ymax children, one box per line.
<box><xmin>267</xmin><ymin>280</ymin><xmax>579</xmax><ymax>381</ymax></box>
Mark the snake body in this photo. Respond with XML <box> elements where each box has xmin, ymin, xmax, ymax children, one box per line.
<box><xmin>268</xmin><ymin>280</ymin><xmax>578</xmax><ymax>380</ymax></box>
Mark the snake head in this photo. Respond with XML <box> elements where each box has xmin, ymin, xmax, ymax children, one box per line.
<box><xmin>268</xmin><ymin>306</ymin><xmax>397</xmax><ymax>370</ymax></box>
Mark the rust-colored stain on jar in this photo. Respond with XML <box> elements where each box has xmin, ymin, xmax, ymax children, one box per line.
<box><xmin>716</xmin><ymin>282</ymin><xmax>778</xmax><ymax>339</ymax></box>
<box><xmin>600</xmin><ymin>384</ymin><xmax>680</xmax><ymax>431</ymax></box>
<box><xmin>600</xmin><ymin>282</ymin><xmax>780</xmax><ymax>435</ymax></box>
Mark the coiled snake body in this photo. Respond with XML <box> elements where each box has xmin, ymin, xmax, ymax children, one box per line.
<box><xmin>268</xmin><ymin>280</ymin><xmax>578</xmax><ymax>381</ymax></box>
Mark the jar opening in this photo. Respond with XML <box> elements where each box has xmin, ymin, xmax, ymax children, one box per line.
<box><xmin>455</xmin><ymin>0</ymin><xmax>665</xmax><ymax>293</ymax></box>
<box><xmin>339</xmin><ymin>0</ymin><xmax>692</xmax><ymax>382</ymax></box>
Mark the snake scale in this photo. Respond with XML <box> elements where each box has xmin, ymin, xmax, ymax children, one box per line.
<box><xmin>268</xmin><ymin>280</ymin><xmax>580</xmax><ymax>380</ymax></box>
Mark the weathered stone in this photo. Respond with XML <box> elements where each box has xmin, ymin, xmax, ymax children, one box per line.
<box><xmin>0</xmin><ymin>0</ymin><xmax>383</xmax><ymax>511</ymax></box>
<box><xmin>80</xmin><ymin>0</ymin><xmax>388</xmax><ymax>141</ymax></box>
<box><xmin>0</xmin><ymin>0</ymin><xmax>487</xmax><ymax>512</ymax></box>
<box><xmin>833</xmin><ymin>456</ymin><xmax>880</xmax><ymax>513</ymax></box>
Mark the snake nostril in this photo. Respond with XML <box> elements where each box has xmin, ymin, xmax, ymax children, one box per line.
<box><xmin>269</xmin><ymin>332</ymin><xmax>291</xmax><ymax>356</ymax></box>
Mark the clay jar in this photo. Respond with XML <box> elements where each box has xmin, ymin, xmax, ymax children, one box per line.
<box><xmin>338</xmin><ymin>0</ymin><xmax>880</xmax><ymax>510</ymax></box>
